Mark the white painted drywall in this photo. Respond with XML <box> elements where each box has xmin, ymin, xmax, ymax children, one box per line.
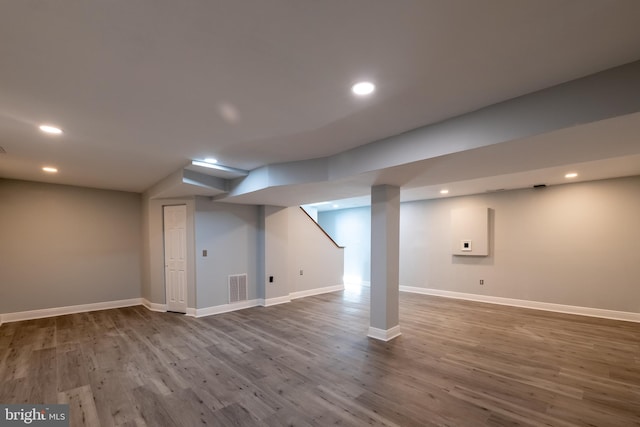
<box><xmin>262</xmin><ymin>206</ymin><xmax>291</xmax><ymax>300</ymax></box>
<box><xmin>451</xmin><ymin>206</ymin><xmax>489</xmax><ymax>256</ymax></box>
<box><xmin>318</xmin><ymin>206</ymin><xmax>371</xmax><ymax>284</ymax></box>
<box><xmin>288</xmin><ymin>207</ymin><xmax>344</xmax><ymax>293</ymax></box>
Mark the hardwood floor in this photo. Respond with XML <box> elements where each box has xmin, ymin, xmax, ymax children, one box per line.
<box><xmin>1</xmin><ymin>288</ymin><xmax>640</xmax><ymax>426</ymax></box>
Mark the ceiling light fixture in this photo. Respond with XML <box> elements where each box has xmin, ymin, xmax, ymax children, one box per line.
<box><xmin>39</xmin><ymin>124</ymin><xmax>63</xmax><ymax>135</ymax></box>
<box><xmin>42</xmin><ymin>166</ymin><xmax>58</xmax><ymax>173</ymax></box>
<box><xmin>204</xmin><ymin>158</ymin><xmax>218</xmax><ymax>164</ymax></box>
<box><xmin>565</xmin><ymin>172</ymin><xmax>578</xmax><ymax>179</ymax></box>
<box><xmin>332</xmin><ymin>204</ymin><xmax>339</xmax><ymax>208</ymax></box>
<box><xmin>190</xmin><ymin>160</ymin><xmax>249</xmax><ymax>177</ymax></box>
<box><xmin>351</xmin><ymin>81</ymin><xmax>375</xmax><ymax>96</ymax></box>
<box><xmin>440</xmin><ymin>189</ymin><xmax>449</xmax><ymax>194</ymax></box>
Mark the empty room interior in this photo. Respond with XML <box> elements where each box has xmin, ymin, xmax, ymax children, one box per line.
<box><xmin>2</xmin><ymin>1</ymin><xmax>640</xmax><ymax>426</ymax></box>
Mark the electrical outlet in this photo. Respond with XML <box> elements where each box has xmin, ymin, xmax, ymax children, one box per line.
<box><xmin>299</xmin><ymin>269</ymin><xmax>303</xmax><ymax>275</ymax></box>
<box><xmin>480</xmin><ymin>279</ymin><xmax>484</xmax><ymax>285</ymax></box>
<box><xmin>269</xmin><ymin>276</ymin><xmax>274</xmax><ymax>283</ymax></box>
<box><xmin>202</xmin><ymin>249</ymin><xmax>207</xmax><ymax>257</ymax></box>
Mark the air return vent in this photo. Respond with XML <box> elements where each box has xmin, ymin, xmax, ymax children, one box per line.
<box><xmin>228</xmin><ymin>274</ymin><xmax>248</xmax><ymax>303</ymax></box>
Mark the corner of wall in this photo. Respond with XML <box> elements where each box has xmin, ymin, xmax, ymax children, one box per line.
<box><xmin>143</xmin><ymin>196</ymin><xmax>197</xmax><ymax>307</ymax></box>
<box><xmin>141</xmin><ymin>194</ymin><xmax>152</xmax><ymax>302</ymax></box>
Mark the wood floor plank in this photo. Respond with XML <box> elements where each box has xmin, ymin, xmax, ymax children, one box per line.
<box><xmin>0</xmin><ymin>377</ymin><xmax>29</xmax><ymax>404</ymax></box>
<box><xmin>58</xmin><ymin>384</ymin><xmax>102</xmax><ymax>427</ymax></box>
<box><xmin>87</xmin><ymin>368</ymin><xmax>138</xmax><ymax>427</ymax></box>
<box><xmin>0</xmin><ymin>344</ymin><xmax>33</xmax><ymax>381</ymax></box>
<box><xmin>130</xmin><ymin>385</ymin><xmax>181</xmax><ymax>426</ymax></box>
<box><xmin>160</xmin><ymin>387</ymin><xmax>222</xmax><ymax>426</ymax></box>
<box><xmin>57</xmin><ymin>347</ymin><xmax>91</xmax><ymax>393</ymax></box>
<box><xmin>26</xmin><ymin>347</ymin><xmax>57</xmax><ymax>403</ymax></box>
<box><xmin>1</xmin><ymin>291</ymin><xmax>639</xmax><ymax>425</ymax></box>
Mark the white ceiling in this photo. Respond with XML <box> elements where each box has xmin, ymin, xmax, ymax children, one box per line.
<box><xmin>1</xmin><ymin>1</ymin><xmax>640</xmax><ymax>203</ymax></box>
<box><xmin>308</xmin><ymin>153</ymin><xmax>640</xmax><ymax>212</ymax></box>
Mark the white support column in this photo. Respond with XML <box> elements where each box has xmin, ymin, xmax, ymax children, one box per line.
<box><xmin>368</xmin><ymin>184</ymin><xmax>401</xmax><ymax>341</ymax></box>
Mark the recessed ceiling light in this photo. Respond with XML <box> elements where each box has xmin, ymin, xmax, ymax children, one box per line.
<box><xmin>440</xmin><ymin>189</ymin><xmax>449</xmax><ymax>194</ymax></box>
<box><xmin>332</xmin><ymin>204</ymin><xmax>339</xmax><ymax>208</ymax></box>
<box><xmin>42</xmin><ymin>166</ymin><xmax>58</xmax><ymax>173</ymax></box>
<box><xmin>204</xmin><ymin>158</ymin><xmax>218</xmax><ymax>164</ymax></box>
<box><xmin>39</xmin><ymin>124</ymin><xmax>63</xmax><ymax>135</ymax></box>
<box><xmin>351</xmin><ymin>81</ymin><xmax>375</xmax><ymax>96</ymax></box>
<box><xmin>565</xmin><ymin>172</ymin><xmax>578</xmax><ymax>179</ymax></box>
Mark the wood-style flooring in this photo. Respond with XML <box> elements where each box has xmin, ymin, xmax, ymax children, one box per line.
<box><xmin>1</xmin><ymin>288</ymin><xmax>639</xmax><ymax>426</ymax></box>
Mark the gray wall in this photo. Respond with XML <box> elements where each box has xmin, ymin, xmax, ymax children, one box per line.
<box><xmin>143</xmin><ymin>200</ymin><xmax>343</xmax><ymax>311</ymax></box>
<box><xmin>401</xmin><ymin>175</ymin><xmax>640</xmax><ymax>312</ymax></box>
<box><xmin>262</xmin><ymin>206</ymin><xmax>291</xmax><ymax>300</ymax></box>
<box><xmin>195</xmin><ymin>198</ymin><xmax>259</xmax><ymax>308</ymax></box>
<box><xmin>319</xmin><ymin>206</ymin><xmax>371</xmax><ymax>283</ymax></box>
<box><xmin>0</xmin><ymin>179</ymin><xmax>142</xmax><ymax>313</ymax></box>
<box><xmin>288</xmin><ymin>207</ymin><xmax>344</xmax><ymax>293</ymax></box>
<box><xmin>320</xmin><ymin>176</ymin><xmax>640</xmax><ymax>313</ymax></box>
<box><xmin>260</xmin><ymin>206</ymin><xmax>344</xmax><ymax>302</ymax></box>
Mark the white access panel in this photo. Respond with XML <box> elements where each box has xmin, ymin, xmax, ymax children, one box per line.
<box><xmin>451</xmin><ymin>207</ymin><xmax>489</xmax><ymax>256</ymax></box>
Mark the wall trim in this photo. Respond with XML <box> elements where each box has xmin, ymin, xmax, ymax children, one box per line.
<box><xmin>260</xmin><ymin>295</ymin><xmax>292</xmax><ymax>307</ymax></box>
<box><xmin>1</xmin><ymin>298</ymin><xmax>144</xmax><ymax>324</ymax></box>
<box><xmin>0</xmin><ymin>285</ymin><xmax>348</xmax><ymax>325</ymax></box>
<box><xmin>141</xmin><ymin>299</ymin><xmax>168</xmax><ymax>313</ymax></box>
<box><xmin>194</xmin><ymin>299</ymin><xmax>260</xmax><ymax>318</ymax></box>
<box><xmin>291</xmin><ymin>284</ymin><xmax>344</xmax><ymax>300</ymax></box>
<box><xmin>367</xmin><ymin>325</ymin><xmax>402</xmax><ymax>341</ymax></box>
<box><xmin>399</xmin><ymin>286</ymin><xmax>640</xmax><ymax>323</ymax></box>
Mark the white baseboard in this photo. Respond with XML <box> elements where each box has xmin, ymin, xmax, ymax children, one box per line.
<box><xmin>141</xmin><ymin>299</ymin><xmax>168</xmax><ymax>313</ymax></box>
<box><xmin>260</xmin><ymin>295</ymin><xmax>292</xmax><ymax>307</ymax></box>
<box><xmin>142</xmin><ymin>299</ymin><xmax>194</xmax><ymax>316</ymax></box>
<box><xmin>194</xmin><ymin>299</ymin><xmax>260</xmax><ymax>318</ymax></box>
<box><xmin>0</xmin><ymin>285</ymin><xmax>348</xmax><ymax>325</ymax></box>
<box><xmin>1</xmin><ymin>298</ymin><xmax>144</xmax><ymax>324</ymax></box>
<box><xmin>261</xmin><ymin>284</ymin><xmax>344</xmax><ymax>307</ymax></box>
<box><xmin>290</xmin><ymin>284</ymin><xmax>344</xmax><ymax>300</ymax></box>
<box><xmin>156</xmin><ymin>284</ymin><xmax>344</xmax><ymax>318</ymax></box>
<box><xmin>399</xmin><ymin>286</ymin><xmax>640</xmax><ymax>323</ymax></box>
<box><xmin>367</xmin><ymin>325</ymin><xmax>402</xmax><ymax>341</ymax></box>
<box><xmin>178</xmin><ymin>284</ymin><xmax>344</xmax><ymax>317</ymax></box>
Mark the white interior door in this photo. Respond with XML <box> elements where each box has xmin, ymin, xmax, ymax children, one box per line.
<box><xmin>164</xmin><ymin>205</ymin><xmax>187</xmax><ymax>313</ymax></box>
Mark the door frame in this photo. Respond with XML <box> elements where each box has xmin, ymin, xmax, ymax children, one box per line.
<box><xmin>163</xmin><ymin>204</ymin><xmax>188</xmax><ymax>313</ymax></box>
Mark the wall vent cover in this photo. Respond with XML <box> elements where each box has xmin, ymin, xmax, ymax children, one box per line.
<box><xmin>228</xmin><ymin>273</ymin><xmax>248</xmax><ymax>303</ymax></box>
